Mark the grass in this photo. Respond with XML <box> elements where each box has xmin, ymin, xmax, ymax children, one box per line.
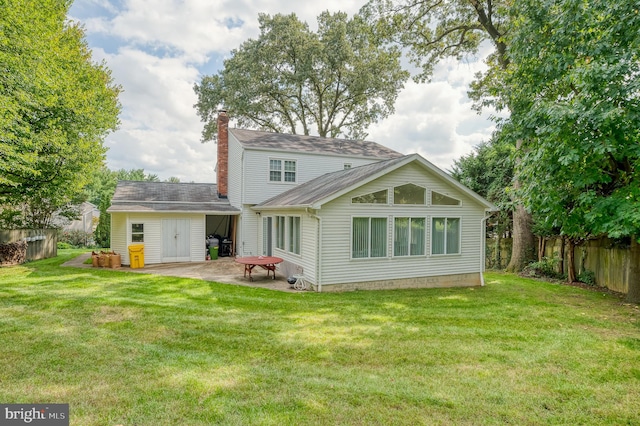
<box><xmin>0</xmin><ymin>249</ymin><xmax>639</xmax><ymax>425</ymax></box>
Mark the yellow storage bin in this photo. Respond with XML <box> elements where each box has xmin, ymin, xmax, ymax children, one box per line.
<box><xmin>128</xmin><ymin>244</ymin><xmax>145</xmax><ymax>269</ymax></box>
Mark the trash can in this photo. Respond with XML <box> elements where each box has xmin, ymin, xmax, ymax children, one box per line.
<box><xmin>128</xmin><ymin>244</ymin><xmax>145</xmax><ymax>269</ymax></box>
<box><xmin>209</xmin><ymin>246</ymin><xmax>218</xmax><ymax>260</ymax></box>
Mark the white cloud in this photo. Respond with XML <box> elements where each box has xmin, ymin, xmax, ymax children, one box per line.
<box><xmin>70</xmin><ymin>0</ymin><xmax>496</xmax><ymax>182</ymax></box>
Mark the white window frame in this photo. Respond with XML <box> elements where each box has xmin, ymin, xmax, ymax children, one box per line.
<box><xmin>131</xmin><ymin>223</ymin><xmax>144</xmax><ymax>243</ymax></box>
<box><xmin>431</xmin><ymin>217</ymin><xmax>462</xmax><ymax>255</ymax></box>
<box><xmin>430</xmin><ymin>190</ymin><xmax>462</xmax><ymax>207</ymax></box>
<box><xmin>273</xmin><ymin>215</ymin><xmax>301</xmax><ymax>255</ymax></box>
<box><xmin>393</xmin><ymin>217</ymin><xmax>426</xmax><ymax>257</ymax></box>
<box><xmin>287</xmin><ymin>215</ymin><xmax>301</xmax><ymax>255</ymax></box>
<box><xmin>351</xmin><ymin>188</ymin><xmax>389</xmax><ymax>204</ymax></box>
<box><xmin>351</xmin><ymin>216</ymin><xmax>388</xmax><ymax>259</ymax></box>
<box><xmin>275</xmin><ymin>216</ymin><xmax>286</xmax><ymax>250</ymax></box>
<box><xmin>393</xmin><ymin>183</ymin><xmax>427</xmax><ymax>205</ymax></box>
<box><xmin>269</xmin><ymin>158</ymin><xmax>297</xmax><ymax>183</ymax></box>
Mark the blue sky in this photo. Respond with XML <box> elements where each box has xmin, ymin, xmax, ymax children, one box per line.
<box><xmin>68</xmin><ymin>0</ymin><xmax>496</xmax><ymax>183</ymax></box>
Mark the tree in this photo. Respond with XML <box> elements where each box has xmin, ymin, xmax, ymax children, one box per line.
<box><xmin>361</xmin><ymin>0</ymin><xmax>537</xmax><ymax>271</ymax></box>
<box><xmin>0</xmin><ymin>0</ymin><xmax>121</xmax><ymax>227</ymax></box>
<box><xmin>450</xmin><ymin>137</ymin><xmax>515</xmax><ymax>268</ymax></box>
<box><xmin>194</xmin><ymin>12</ymin><xmax>409</xmax><ymax>141</ymax></box>
<box><xmin>503</xmin><ymin>0</ymin><xmax>640</xmax><ymax>296</ymax></box>
<box><xmin>87</xmin><ymin>168</ymin><xmax>161</xmax><ymax>247</ymax></box>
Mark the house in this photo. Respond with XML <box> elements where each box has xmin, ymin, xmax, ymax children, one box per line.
<box><xmin>108</xmin><ymin>111</ymin><xmax>496</xmax><ymax>291</ymax></box>
<box><xmin>54</xmin><ymin>201</ymin><xmax>100</xmax><ymax>234</ymax></box>
<box><xmin>108</xmin><ymin>181</ymin><xmax>239</xmax><ymax>263</ymax></box>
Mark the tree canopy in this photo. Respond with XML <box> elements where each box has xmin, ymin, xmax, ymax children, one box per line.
<box><xmin>362</xmin><ymin>0</ymin><xmax>536</xmax><ymax>271</ymax></box>
<box><xmin>504</xmin><ymin>0</ymin><xmax>640</xmax><ymax>242</ymax></box>
<box><xmin>0</xmin><ymin>0</ymin><xmax>121</xmax><ymax>227</ymax></box>
<box><xmin>194</xmin><ymin>12</ymin><xmax>409</xmax><ymax>141</ymax></box>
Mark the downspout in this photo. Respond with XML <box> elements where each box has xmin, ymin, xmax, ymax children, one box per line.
<box><xmin>306</xmin><ymin>208</ymin><xmax>322</xmax><ymax>292</ymax></box>
<box><xmin>480</xmin><ymin>211</ymin><xmax>492</xmax><ymax>286</ymax></box>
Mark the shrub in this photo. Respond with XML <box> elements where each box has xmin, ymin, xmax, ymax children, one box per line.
<box><xmin>578</xmin><ymin>269</ymin><xmax>596</xmax><ymax>286</ymax></box>
<box><xmin>522</xmin><ymin>257</ymin><xmax>565</xmax><ymax>280</ymax></box>
<box><xmin>58</xmin><ymin>230</ymin><xmax>93</xmax><ymax>248</ymax></box>
<box><xmin>57</xmin><ymin>242</ymin><xmax>73</xmax><ymax>249</ymax></box>
<box><xmin>0</xmin><ymin>240</ymin><xmax>28</xmax><ymax>265</ymax></box>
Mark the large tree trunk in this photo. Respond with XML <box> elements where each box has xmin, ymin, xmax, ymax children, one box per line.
<box><xmin>567</xmin><ymin>239</ymin><xmax>577</xmax><ymax>283</ymax></box>
<box><xmin>506</xmin><ymin>139</ymin><xmax>536</xmax><ymax>272</ymax></box>
<box><xmin>627</xmin><ymin>235</ymin><xmax>640</xmax><ymax>303</ymax></box>
<box><xmin>506</xmin><ymin>204</ymin><xmax>536</xmax><ymax>272</ymax></box>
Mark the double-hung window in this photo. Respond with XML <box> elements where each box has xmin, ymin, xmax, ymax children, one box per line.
<box><xmin>269</xmin><ymin>159</ymin><xmax>296</xmax><ymax>183</ymax></box>
<box><xmin>394</xmin><ymin>217</ymin><xmax>426</xmax><ymax>256</ymax></box>
<box><xmin>431</xmin><ymin>217</ymin><xmax>460</xmax><ymax>255</ymax></box>
<box><xmin>352</xmin><ymin>217</ymin><xmax>387</xmax><ymax>259</ymax></box>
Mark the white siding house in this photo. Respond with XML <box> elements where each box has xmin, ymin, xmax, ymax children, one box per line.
<box><xmin>107</xmin><ymin>112</ymin><xmax>497</xmax><ymax>291</ymax></box>
<box><xmin>108</xmin><ymin>182</ymin><xmax>240</xmax><ymax>265</ymax></box>
<box><xmin>254</xmin><ymin>154</ymin><xmax>497</xmax><ymax>291</ymax></box>
<box><xmin>226</xmin><ymin>127</ymin><xmax>403</xmax><ymax>256</ymax></box>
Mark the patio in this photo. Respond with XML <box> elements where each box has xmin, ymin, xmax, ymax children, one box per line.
<box><xmin>63</xmin><ymin>253</ymin><xmax>299</xmax><ymax>292</ymax></box>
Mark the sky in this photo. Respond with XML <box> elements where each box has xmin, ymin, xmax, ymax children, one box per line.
<box><xmin>68</xmin><ymin>0</ymin><xmax>498</xmax><ymax>183</ymax></box>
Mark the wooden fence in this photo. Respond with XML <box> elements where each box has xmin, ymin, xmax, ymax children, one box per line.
<box><xmin>0</xmin><ymin>229</ymin><xmax>58</xmax><ymax>261</ymax></box>
<box><xmin>486</xmin><ymin>237</ymin><xmax>631</xmax><ymax>294</ymax></box>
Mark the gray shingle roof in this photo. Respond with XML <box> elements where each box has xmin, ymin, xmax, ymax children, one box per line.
<box><xmin>255</xmin><ymin>153</ymin><xmax>498</xmax><ymax>211</ymax></box>
<box><xmin>107</xmin><ymin>181</ymin><xmax>239</xmax><ymax>214</ymax></box>
<box><xmin>256</xmin><ymin>155</ymin><xmax>410</xmax><ymax>208</ymax></box>
<box><xmin>230</xmin><ymin>128</ymin><xmax>403</xmax><ymax>159</ymax></box>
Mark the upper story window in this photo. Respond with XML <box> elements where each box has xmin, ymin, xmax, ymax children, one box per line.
<box><xmin>432</xmin><ymin>191</ymin><xmax>461</xmax><ymax>206</ymax></box>
<box><xmin>394</xmin><ymin>183</ymin><xmax>426</xmax><ymax>205</ymax></box>
<box><xmin>352</xmin><ymin>189</ymin><xmax>388</xmax><ymax>204</ymax></box>
<box><xmin>269</xmin><ymin>159</ymin><xmax>296</xmax><ymax>183</ymax></box>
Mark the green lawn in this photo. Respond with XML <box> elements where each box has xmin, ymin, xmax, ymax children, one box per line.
<box><xmin>1</xmin><ymin>250</ymin><xmax>639</xmax><ymax>425</ymax></box>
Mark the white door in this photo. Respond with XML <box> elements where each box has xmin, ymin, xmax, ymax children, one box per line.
<box><xmin>162</xmin><ymin>219</ymin><xmax>191</xmax><ymax>262</ymax></box>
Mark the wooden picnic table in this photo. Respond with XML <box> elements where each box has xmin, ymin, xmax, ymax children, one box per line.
<box><xmin>235</xmin><ymin>256</ymin><xmax>284</xmax><ymax>281</ymax></box>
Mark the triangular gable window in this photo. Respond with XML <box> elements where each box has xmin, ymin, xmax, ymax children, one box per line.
<box><xmin>394</xmin><ymin>183</ymin><xmax>426</xmax><ymax>205</ymax></box>
<box><xmin>352</xmin><ymin>189</ymin><xmax>388</xmax><ymax>204</ymax></box>
<box><xmin>432</xmin><ymin>191</ymin><xmax>461</xmax><ymax>206</ymax></box>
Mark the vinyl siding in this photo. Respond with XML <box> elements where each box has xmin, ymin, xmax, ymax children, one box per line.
<box><xmin>242</xmin><ymin>149</ymin><xmax>381</xmax><ymax>205</ymax></box>
<box><xmin>112</xmin><ymin>213</ymin><xmax>205</xmax><ymax>264</ymax></box>
<box><xmin>111</xmin><ymin>213</ymin><xmax>128</xmax><ymax>263</ymax></box>
<box><xmin>238</xmin><ymin>205</ymin><xmax>259</xmax><ymax>256</ymax></box>
<box><xmin>316</xmin><ymin>163</ymin><xmax>487</xmax><ymax>287</ymax></box>
<box><xmin>260</xmin><ymin>210</ymin><xmax>319</xmax><ymax>284</ymax></box>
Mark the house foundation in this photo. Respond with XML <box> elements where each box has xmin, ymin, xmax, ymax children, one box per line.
<box><xmin>312</xmin><ymin>272</ymin><xmax>482</xmax><ymax>292</ymax></box>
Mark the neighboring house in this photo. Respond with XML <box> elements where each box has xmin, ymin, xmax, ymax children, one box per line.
<box><xmin>108</xmin><ymin>111</ymin><xmax>497</xmax><ymax>291</ymax></box>
<box><xmin>56</xmin><ymin>201</ymin><xmax>100</xmax><ymax>234</ymax></box>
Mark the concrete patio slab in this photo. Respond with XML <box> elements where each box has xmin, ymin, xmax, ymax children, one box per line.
<box><xmin>62</xmin><ymin>252</ymin><xmax>301</xmax><ymax>292</ymax></box>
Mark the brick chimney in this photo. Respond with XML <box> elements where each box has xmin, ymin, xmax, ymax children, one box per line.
<box><xmin>216</xmin><ymin>110</ymin><xmax>229</xmax><ymax>199</ymax></box>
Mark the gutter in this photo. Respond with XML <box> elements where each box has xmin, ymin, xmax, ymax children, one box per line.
<box><xmin>306</xmin><ymin>208</ymin><xmax>322</xmax><ymax>292</ymax></box>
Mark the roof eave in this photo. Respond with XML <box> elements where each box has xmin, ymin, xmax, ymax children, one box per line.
<box><xmin>252</xmin><ymin>204</ymin><xmax>313</xmax><ymax>212</ymax></box>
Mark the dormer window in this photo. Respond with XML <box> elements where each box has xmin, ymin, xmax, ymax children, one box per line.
<box><xmin>269</xmin><ymin>159</ymin><xmax>296</xmax><ymax>183</ymax></box>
